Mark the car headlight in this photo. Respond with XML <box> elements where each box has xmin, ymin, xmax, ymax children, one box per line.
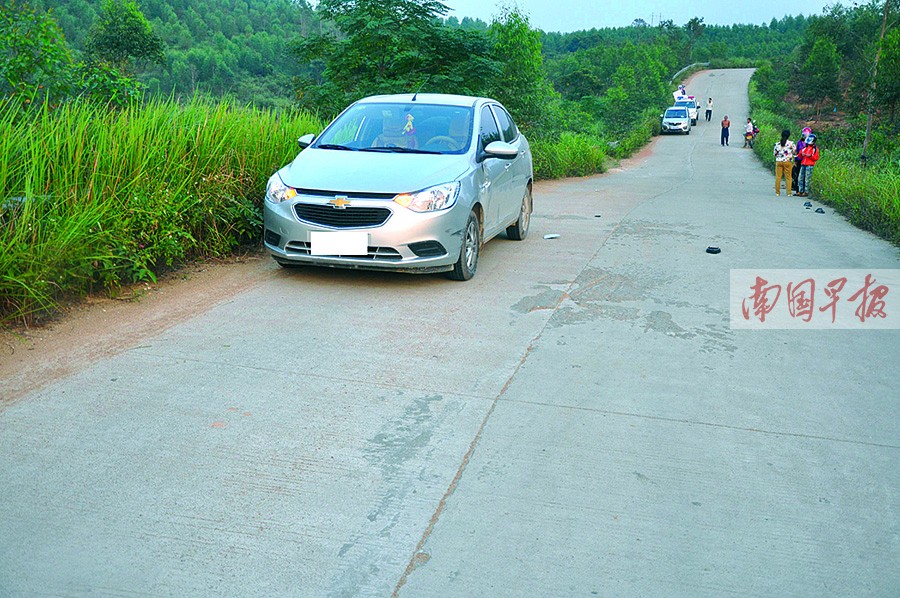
<box><xmin>393</xmin><ymin>182</ymin><xmax>460</xmax><ymax>212</ymax></box>
<box><xmin>265</xmin><ymin>173</ymin><xmax>297</xmax><ymax>204</ymax></box>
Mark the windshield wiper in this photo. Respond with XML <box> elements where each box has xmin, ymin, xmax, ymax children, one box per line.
<box><xmin>360</xmin><ymin>147</ymin><xmax>441</xmax><ymax>155</ymax></box>
<box><xmin>315</xmin><ymin>143</ymin><xmax>357</xmax><ymax>151</ymax></box>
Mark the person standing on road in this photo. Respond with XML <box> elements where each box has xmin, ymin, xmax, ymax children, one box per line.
<box><xmin>792</xmin><ymin>127</ymin><xmax>811</xmax><ymax>194</ymax></box>
<box><xmin>797</xmin><ymin>134</ymin><xmax>820</xmax><ymax>197</ymax></box>
<box><xmin>706</xmin><ymin>98</ymin><xmax>713</xmax><ymax>122</ymax></box>
<box><xmin>773</xmin><ymin>129</ymin><xmax>795</xmax><ymax>196</ymax></box>
<box><xmin>721</xmin><ymin>115</ymin><xmax>730</xmax><ymax>146</ymax></box>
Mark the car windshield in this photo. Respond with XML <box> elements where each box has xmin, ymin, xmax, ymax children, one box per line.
<box><xmin>675</xmin><ymin>101</ymin><xmax>693</xmax><ymax>108</ymax></box>
<box><xmin>313</xmin><ymin>102</ymin><xmax>475</xmax><ymax>155</ymax></box>
<box><xmin>666</xmin><ymin>109</ymin><xmax>688</xmax><ymax>118</ymax></box>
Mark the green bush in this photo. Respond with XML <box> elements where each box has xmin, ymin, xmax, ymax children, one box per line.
<box><xmin>609</xmin><ymin>108</ymin><xmax>660</xmax><ymax>159</ymax></box>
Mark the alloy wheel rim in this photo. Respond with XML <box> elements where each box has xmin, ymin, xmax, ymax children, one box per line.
<box><xmin>521</xmin><ymin>195</ymin><xmax>530</xmax><ymax>231</ymax></box>
<box><xmin>465</xmin><ymin>220</ymin><xmax>478</xmax><ymax>270</ymax></box>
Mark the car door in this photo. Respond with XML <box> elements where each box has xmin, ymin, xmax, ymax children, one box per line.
<box><xmin>476</xmin><ymin>104</ymin><xmax>508</xmax><ymax>237</ymax></box>
<box><xmin>491</xmin><ymin>104</ymin><xmax>528</xmax><ymax>226</ymax></box>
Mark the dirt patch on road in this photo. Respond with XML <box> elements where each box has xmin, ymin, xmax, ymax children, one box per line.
<box><xmin>0</xmin><ymin>251</ymin><xmax>276</xmax><ymax>408</ymax></box>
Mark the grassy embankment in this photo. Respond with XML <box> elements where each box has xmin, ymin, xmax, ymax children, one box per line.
<box><xmin>0</xmin><ymin>97</ymin><xmax>323</xmax><ymax>324</ymax></box>
<box><xmin>531</xmin><ymin>107</ymin><xmax>660</xmax><ymax>178</ymax></box>
<box><xmin>748</xmin><ymin>82</ymin><xmax>900</xmax><ymax>246</ymax></box>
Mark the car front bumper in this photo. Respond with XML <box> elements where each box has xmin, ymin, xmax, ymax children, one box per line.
<box><xmin>661</xmin><ymin>122</ymin><xmax>689</xmax><ymax>133</ymax></box>
<box><xmin>263</xmin><ymin>193</ymin><xmax>468</xmax><ymax>272</ymax></box>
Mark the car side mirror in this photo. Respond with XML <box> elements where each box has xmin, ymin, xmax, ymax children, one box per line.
<box><xmin>483</xmin><ymin>140</ymin><xmax>519</xmax><ymax>160</ymax></box>
<box><xmin>297</xmin><ymin>133</ymin><xmax>316</xmax><ymax>149</ymax></box>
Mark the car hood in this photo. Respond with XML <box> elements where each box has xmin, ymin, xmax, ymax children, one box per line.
<box><xmin>279</xmin><ymin>148</ymin><xmax>471</xmax><ymax>194</ymax></box>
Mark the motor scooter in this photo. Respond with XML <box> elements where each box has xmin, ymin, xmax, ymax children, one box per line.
<box><xmin>744</xmin><ymin>126</ymin><xmax>759</xmax><ymax>148</ymax></box>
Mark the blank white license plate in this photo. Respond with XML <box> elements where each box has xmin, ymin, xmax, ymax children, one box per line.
<box><xmin>309</xmin><ymin>231</ymin><xmax>369</xmax><ymax>256</ymax></box>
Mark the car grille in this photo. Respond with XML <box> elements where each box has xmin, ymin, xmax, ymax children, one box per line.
<box><xmin>294</xmin><ymin>203</ymin><xmax>391</xmax><ymax>228</ymax></box>
<box><xmin>284</xmin><ymin>241</ymin><xmax>402</xmax><ymax>261</ymax></box>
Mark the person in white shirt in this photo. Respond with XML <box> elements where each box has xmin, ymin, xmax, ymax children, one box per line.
<box><xmin>705</xmin><ymin>98</ymin><xmax>713</xmax><ymax>122</ymax></box>
<box><xmin>773</xmin><ymin>129</ymin><xmax>796</xmax><ymax>196</ymax></box>
<box><xmin>743</xmin><ymin>118</ymin><xmax>755</xmax><ymax>148</ymax></box>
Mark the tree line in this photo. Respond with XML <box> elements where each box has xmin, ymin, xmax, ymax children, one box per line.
<box><xmin>751</xmin><ymin>1</ymin><xmax>899</xmax><ymax>161</ymax></box>
<box><xmin>6</xmin><ymin>1</ymin><xmax>814</xmax><ymax>125</ymax></box>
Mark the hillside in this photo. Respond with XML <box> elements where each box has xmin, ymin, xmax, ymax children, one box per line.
<box><xmin>31</xmin><ymin>0</ymin><xmax>319</xmax><ymax>108</ymax></box>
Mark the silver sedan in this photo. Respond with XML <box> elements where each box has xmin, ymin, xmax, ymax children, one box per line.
<box><xmin>263</xmin><ymin>93</ymin><xmax>533</xmax><ymax>280</ymax></box>
<box><xmin>661</xmin><ymin>106</ymin><xmax>692</xmax><ymax>135</ymax></box>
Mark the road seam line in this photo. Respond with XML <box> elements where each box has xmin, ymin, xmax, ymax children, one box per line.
<box><xmin>497</xmin><ymin>398</ymin><xmax>900</xmax><ymax>450</ymax></box>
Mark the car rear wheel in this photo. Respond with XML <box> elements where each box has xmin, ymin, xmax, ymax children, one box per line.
<box><xmin>506</xmin><ymin>186</ymin><xmax>531</xmax><ymax>241</ymax></box>
<box><xmin>448</xmin><ymin>210</ymin><xmax>480</xmax><ymax>281</ymax></box>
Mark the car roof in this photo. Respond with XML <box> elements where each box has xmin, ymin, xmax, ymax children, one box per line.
<box><xmin>355</xmin><ymin>93</ymin><xmax>488</xmax><ymax>108</ymax></box>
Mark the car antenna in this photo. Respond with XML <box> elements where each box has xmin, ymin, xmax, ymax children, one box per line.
<box><xmin>411</xmin><ymin>76</ymin><xmax>431</xmax><ymax>102</ymax></box>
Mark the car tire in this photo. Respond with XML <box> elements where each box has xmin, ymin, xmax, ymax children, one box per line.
<box><xmin>448</xmin><ymin>210</ymin><xmax>480</xmax><ymax>281</ymax></box>
<box><xmin>505</xmin><ymin>186</ymin><xmax>532</xmax><ymax>241</ymax></box>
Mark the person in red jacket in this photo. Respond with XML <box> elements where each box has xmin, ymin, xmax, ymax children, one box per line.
<box><xmin>792</xmin><ymin>126</ymin><xmax>812</xmax><ymax>194</ymax></box>
<box><xmin>797</xmin><ymin>134</ymin><xmax>820</xmax><ymax>197</ymax></box>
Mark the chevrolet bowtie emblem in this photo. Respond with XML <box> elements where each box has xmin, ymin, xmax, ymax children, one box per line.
<box><xmin>329</xmin><ymin>196</ymin><xmax>351</xmax><ymax>209</ymax></box>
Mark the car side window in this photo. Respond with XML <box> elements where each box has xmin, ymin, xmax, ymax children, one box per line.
<box><xmin>493</xmin><ymin>106</ymin><xmax>518</xmax><ymax>143</ymax></box>
<box><xmin>479</xmin><ymin>106</ymin><xmax>501</xmax><ymax>152</ymax></box>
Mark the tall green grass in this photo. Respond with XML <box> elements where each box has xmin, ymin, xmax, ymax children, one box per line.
<box><xmin>531</xmin><ymin>132</ymin><xmax>607</xmax><ymax>180</ymax></box>
<box><xmin>814</xmin><ymin>153</ymin><xmax>900</xmax><ymax>245</ymax></box>
<box><xmin>0</xmin><ymin>97</ymin><xmax>322</xmax><ymax>323</ymax></box>
<box><xmin>530</xmin><ymin>107</ymin><xmax>662</xmax><ymax>180</ymax></box>
<box><xmin>749</xmin><ymin>83</ymin><xmax>900</xmax><ymax>246</ymax></box>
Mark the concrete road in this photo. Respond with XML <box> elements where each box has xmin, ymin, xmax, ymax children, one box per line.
<box><xmin>1</xmin><ymin>69</ymin><xmax>898</xmax><ymax>597</ymax></box>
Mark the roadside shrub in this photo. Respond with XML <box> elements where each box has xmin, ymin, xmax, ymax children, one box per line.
<box><xmin>531</xmin><ymin>132</ymin><xmax>606</xmax><ymax>180</ymax></box>
<box><xmin>609</xmin><ymin>107</ymin><xmax>660</xmax><ymax>159</ymax></box>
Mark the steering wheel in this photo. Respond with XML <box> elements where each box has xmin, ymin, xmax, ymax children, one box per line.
<box><xmin>424</xmin><ymin>136</ymin><xmax>461</xmax><ymax>151</ymax></box>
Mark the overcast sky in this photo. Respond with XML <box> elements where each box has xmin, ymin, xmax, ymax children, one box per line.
<box><xmin>441</xmin><ymin>0</ymin><xmax>845</xmax><ymax>32</ymax></box>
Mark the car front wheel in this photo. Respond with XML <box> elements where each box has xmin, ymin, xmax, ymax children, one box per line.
<box><xmin>506</xmin><ymin>186</ymin><xmax>532</xmax><ymax>241</ymax></box>
<box><xmin>448</xmin><ymin>210</ymin><xmax>480</xmax><ymax>281</ymax></box>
